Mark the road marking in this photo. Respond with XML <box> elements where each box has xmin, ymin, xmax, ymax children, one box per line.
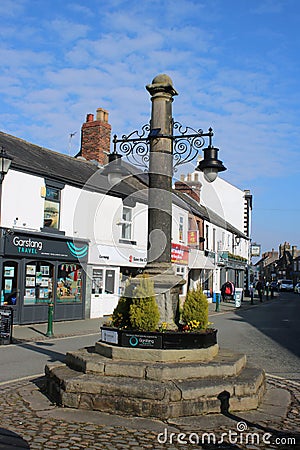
<box><xmin>266</xmin><ymin>373</ymin><xmax>300</xmax><ymax>387</ymax></box>
<box><xmin>0</xmin><ymin>373</ymin><xmax>44</xmax><ymax>386</ymax></box>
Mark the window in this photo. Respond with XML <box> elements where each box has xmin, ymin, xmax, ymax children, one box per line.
<box><xmin>212</xmin><ymin>228</ymin><xmax>216</xmax><ymax>252</ymax></box>
<box><xmin>121</xmin><ymin>207</ymin><xmax>132</xmax><ymax>240</ymax></box>
<box><xmin>43</xmin><ymin>179</ymin><xmax>65</xmax><ymax>231</ymax></box>
<box><xmin>2</xmin><ymin>261</ymin><xmax>18</xmax><ymax>306</ymax></box>
<box><xmin>57</xmin><ymin>264</ymin><xmax>82</xmax><ymax>303</ymax></box>
<box><xmin>179</xmin><ymin>216</ymin><xmax>184</xmax><ymax>242</ymax></box>
<box><xmin>92</xmin><ymin>269</ymin><xmax>103</xmax><ymax>294</ymax></box>
<box><xmin>92</xmin><ymin>268</ymin><xmax>116</xmax><ymax>295</ymax></box>
<box><xmin>24</xmin><ymin>261</ymin><xmax>54</xmax><ymax>305</ymax></box>
<box><xmin>205</xmin><ymin>225</ymin><xmax>209</xmax><ymax>250</ymax></box>
<box><xmin>44</xmin><ymin>187</ymin><xmax>60</xmax><ymax>229</ymax></box>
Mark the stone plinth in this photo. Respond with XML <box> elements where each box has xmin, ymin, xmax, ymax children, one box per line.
<box><xmin>45</xmin><ymin>344</ymin><xmax>265</xmax><ymax>420</ymax></box>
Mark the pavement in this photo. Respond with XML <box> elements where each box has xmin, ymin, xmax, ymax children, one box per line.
<box><xmin>10</xmin><ymin>294</ymin><xmax>271</xmax><ymax>343</ymax></box>
<box><xmin>1</xmin><ymin>292</ymin><xmax>299</xmax><ymax>449</ymax></box>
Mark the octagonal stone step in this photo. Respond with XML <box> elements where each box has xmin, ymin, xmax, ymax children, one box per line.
<box><xmin>45</xmin><ymin>362</ymin><xmax>265</xmax><ymax>419</ymax></box>
<box><xmin>65</xmin><ymin>347</ymin><xmax>247</xmax><ymax>381</ymax></box>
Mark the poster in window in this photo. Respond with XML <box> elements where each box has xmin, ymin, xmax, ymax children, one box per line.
<box><xmin>40</xmin><ymin>277</ymin><xmax>49</xmax><ymax>287</ymax></box>
<box><xmin>25</xmin><ymin>288</ymin><xmax>35</xmax><ymax>298</ymax></box>
<box><xmin>41</xmin><ymin>266</ymin><xmax>49</xmax><ymax>276</ymax></box>
<box><xmin>4</xmin><ymin>279</ymin><xmax>12</xmax><ymax>293</ymax></box>
<box><xmin>26</xmin><ymin>277</ymin><xmax>35</xmax><ymax>287</ymax></box>
<box><xmin>36</xmin><ymin>272</ymin><xmax>43</xmax><ymax>285</ymax></box>
<box><xmin>4</xmin><ymin>267</ymin><xmax>15</xmax><ymax>277</ymax></box>
<box><xmin>39</xmin><ymin>288</ymin><xmax>49</xmax><ymax>299</ymax></box>
<box><xmin>26</xmin><ymin>265</ymin><xmax>36</xmax><ymax>275</ymax></box>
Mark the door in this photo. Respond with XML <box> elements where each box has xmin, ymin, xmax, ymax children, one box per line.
<box><xmin>1</xmin><ymin>260</ymin><xmax>20</xmax><ymax>323</ymax></box>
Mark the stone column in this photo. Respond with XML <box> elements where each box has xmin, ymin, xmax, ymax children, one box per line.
<box><xmin>141</xmin><ymin>74</ymin><xmax>184</xmax><ymax>326</ymax></box>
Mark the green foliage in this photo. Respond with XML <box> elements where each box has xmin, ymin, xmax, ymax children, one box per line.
<box><xmin>129</xmin><ymin>276</ymin><xmax>160</xmax><ymax>331</ymax></box>
<box><xmin>111</xmin><ymin>282</ymin><xmax>133</xmax><ymax>328</ymax></box>
<box><xmin>182</xmin><ymin>285</ymin><xmax>209</xmax><ymax>330</ymax></box>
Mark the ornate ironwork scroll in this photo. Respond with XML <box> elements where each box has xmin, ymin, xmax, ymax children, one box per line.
<box><xmin>113</xmin><ymin>121</ymin><xmax>213</xmax><ymax>173</ymax></box>
<box><xmin>113</xmin><ymin>124</ymin><xmax>150</xmax><ymax>171</ymax></box>
<box><xmin>172</xmin><ymin>122</ymin><xmax>213</xmax><ymax>172</ymax></box>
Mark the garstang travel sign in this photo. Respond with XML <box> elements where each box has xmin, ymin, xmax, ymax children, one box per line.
<box><xmin>4</xmin><ymin>232</ymin><xmax>88</xmax><ymax>262</ymax></box>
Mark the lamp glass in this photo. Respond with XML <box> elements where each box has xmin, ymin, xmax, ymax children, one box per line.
<box><xmin>108</xmin><ymin>171</ymin><xmax>123</xmax><ymax>186</ymax></box>
<box><xmin>0</xmin><ymin>155</ymin><xmax>12</xmax><ymax>175</ymax></box>
<box><xmin>203</xmin><ymin>167</ymin><xmax>218</xmax><ymax>183</ymax></box>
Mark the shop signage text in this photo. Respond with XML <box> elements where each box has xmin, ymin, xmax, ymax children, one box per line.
<box><xmin>171</xmin><ymin>243</ymin><xmax>189</xmax><ymax>265</ymax></box>
<box><xmin>12</xmin><ymin>236</ymin><xmax>43</xmax><ymax>254</ymax></box>
<box><xmin>4</xmin><ymin>232</ymin><xmax>88</xmax><ymax>262</ymax></box>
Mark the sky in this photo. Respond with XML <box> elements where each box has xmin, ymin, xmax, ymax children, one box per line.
<box><xmin>0</xmin><ymin>0</ymin><xmax>299</xmax><ymax>256</ymax></box>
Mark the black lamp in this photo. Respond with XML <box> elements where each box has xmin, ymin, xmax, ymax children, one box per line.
<box><xmin>196</xmin><ymin>145</ymin><xmax>226</xmax><ymax>182</ymax></box>
<box><xmin>0</xmin><ymin>146</ymin><xmax>13</xmax><ymax>183</ymax></box>
<box><xmin>102</xmin><ymin>151</ymin><xmax>130</xmax><ymax>186</ymax></box>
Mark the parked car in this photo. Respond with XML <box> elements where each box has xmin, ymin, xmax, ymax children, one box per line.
<box><xmin>279</xmin><ymin>279</ymin><xmax>294</xmax><ymax>292</ymax></box>
<box><xmin>294</xmin><ymin>282</ymin><xmax>300</xmax><ymax>294</ymax></box>
<box><xmin>270</xmin><ymin>281</ymin><xmax>278</xmax><ymax>290</ymax></box>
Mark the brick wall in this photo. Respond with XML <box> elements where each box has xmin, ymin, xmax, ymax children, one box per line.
<box><xmin>80</xmin><ymin>108</ymin><xmax>111</xmax><ymax>165</ymax></box>
<box><xmin>174</xmin><ymin>180</ymin><xmax>201</xmax><ymax>203</ymax></box>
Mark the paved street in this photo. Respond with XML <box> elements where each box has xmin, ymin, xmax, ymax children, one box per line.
<box><xmin>0</xmin><ymin>294</ymin><xmax>299</xmax><ymax>449</ymax></box>
<box><xmin>210</xmin><ymin>292</ymin><xmax>300</xmax><ymax>381</ymax></box>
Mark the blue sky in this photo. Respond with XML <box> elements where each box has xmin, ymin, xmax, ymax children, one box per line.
<box><xmin>1</xmin><ymin>0</ymin><xmax>299</xmax><ymax>255</ymax></box>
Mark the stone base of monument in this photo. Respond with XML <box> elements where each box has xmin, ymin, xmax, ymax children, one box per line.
<box><xmin>45</xmin><ymin>342</ymin><xmax>265</xmax><ymax>419</ymax></box>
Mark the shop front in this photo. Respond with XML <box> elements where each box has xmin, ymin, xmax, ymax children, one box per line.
<box><xmin>188</xmin><ymin>248</ymin><xmax>215</xmax><ymax>295</ymax></box>
<box><xmin>0</xmin><ymin>229</ymin><xmax>88</xmax><ymax>324</ymax></box>
<box><xmin>88</xmin><ymin>243</ymin><xmax>147</xmax><ymax>318</ymax></box>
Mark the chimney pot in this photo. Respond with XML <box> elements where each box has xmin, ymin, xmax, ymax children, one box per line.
<box><xmin>96</xmin><ymin>108</ymin><xmax>109</xmax><ymax>123</ymax></box>
<box><xmin>86</xmin><ymin>113</ymin><xmax>94</xmax><ymax>122</ymax></box>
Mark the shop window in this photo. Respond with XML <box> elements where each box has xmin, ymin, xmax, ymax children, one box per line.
<box><xmin>57</xmin><ymin>264</ymin><xmax>82</xmax><ymax>303</ymax></box>
<box><xmin>105</xmin><ymin>270</ymin><xmax>115</xmax><ymax>294</ymax></box>
<box><xmin>92</xmin><ymin>269</ymin><xmax>103</xmax><ymax>294</ymax></box>
<box><xmin>92</xmin><ymin>268</ymin><xmax>116</xmax><ymax>295</ymax></box>
<box><xmin>1</xmin><ymin>261</ymin><xmax>18</xmax><ymax>306</ymax></box>
<box><xmin>24</xmin><ymin>261</ymin><xmax>54</xmax><ymax>305</ymax></box>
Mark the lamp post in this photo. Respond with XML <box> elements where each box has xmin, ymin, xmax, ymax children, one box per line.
<box><xmin>0</xmin><ymin>146</ymin><xmax>13</xmax><ymax>225</ymax></box>
<box><xmin>106</xmin><ymin>74</ymin><xmax>226</xmax><ymax>325</ymax></box>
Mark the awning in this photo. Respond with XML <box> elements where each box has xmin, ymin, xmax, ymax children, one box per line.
<box><xmin>189</xmin><ymin>249</ymin><xmax>215</xmax><ymax>270</ymax></box>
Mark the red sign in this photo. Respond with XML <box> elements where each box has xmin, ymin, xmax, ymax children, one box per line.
<box><xmin>171</xmin><ymin>243</ymin><xmax>189</xmax><ymax>265</ymax></box>
<box><xmin>188</xmin><ymin>230</ymin><xmax>199</xmax><ymax>245</ymax></box>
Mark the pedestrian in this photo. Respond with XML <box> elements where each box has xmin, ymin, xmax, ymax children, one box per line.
<box><xmin>249</xmin><ymin>283</ymin><xmax>254</xmax><ymax>305</ymax></box>
<box><xmin>221</xmin><ymin>281</ymin><xmax>233</xmax><ymax>302</ymax></box>
<box><xmin>256</xmin><ymin>280</ymin><xmax>263</xmax><ymax>302</ymax></box>
<box><xmin>265</xmin><ymin>281</ymin><xmax>270</xmax><ymax>299</ymax></box>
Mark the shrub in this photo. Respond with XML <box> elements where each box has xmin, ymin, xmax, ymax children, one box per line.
<box><xmin>111</xmin><ymin>281</ymin><xmax>133</xmax><ymax>329</ymax></box>
<box><xmin>129</xmin><ymin>276</ymin><xmax>160</xmax><ymax>331</ymax></box>
<box><xmin>181</xmin><ymin>285</ymin><xmax>209</xmax><ymax>330</ymax></box>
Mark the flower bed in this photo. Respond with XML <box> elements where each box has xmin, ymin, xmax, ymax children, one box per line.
<box><xmin>100</xmin><ymin>326</ymin><xmax>217</xmax><ymax>350</ymax></box>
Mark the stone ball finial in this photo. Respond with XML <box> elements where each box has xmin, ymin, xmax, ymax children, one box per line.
<box><xmin>146</xmin><ymin>73</ymin><xmax>178</xmax><ymax>96</ymax></box>
<box><xmin>152</xmin><ymin>74</ymin><xmax>173</xmax><ymax>86</ymax></box>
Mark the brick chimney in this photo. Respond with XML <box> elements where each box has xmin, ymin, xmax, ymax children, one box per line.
<box><xmin>174</xmin><ymin>173</ymin><xmax>202</xmax><ymax>203</ymax></box>
<box><xmin>79</xmin><ymin>108</ymin><xmax>111</xmax><ymax>165</ymax></box>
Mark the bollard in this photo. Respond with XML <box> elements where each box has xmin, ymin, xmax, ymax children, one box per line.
<box><xmin>215</xmin><ymin>292</ymin><xmax>221</xmax><ymax>312</ymax></box>
<box><xmin>46</xmin><ymin>302</ymin><xmax>54</xmax><ymax>337</ymax></box>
